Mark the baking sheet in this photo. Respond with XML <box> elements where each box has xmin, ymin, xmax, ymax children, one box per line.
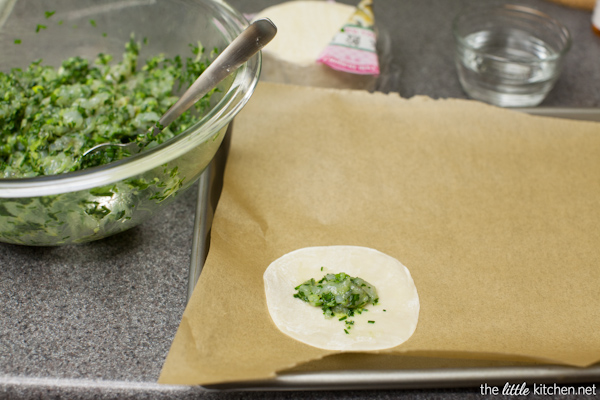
<box><xmin>187</xmin><ymin>107</ymin><xmax>600</xmax><ymax>390</ymax></box>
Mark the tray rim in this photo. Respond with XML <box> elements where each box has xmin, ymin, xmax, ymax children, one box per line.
<box><xmin>205</xmin><ymin>365</ymin><xmax>600</xmax><ymax>391</ymax></box>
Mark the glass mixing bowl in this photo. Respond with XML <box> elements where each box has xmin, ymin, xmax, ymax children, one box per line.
<box><xmin>0</xmin><ymin>0</ymin><xmax>260</xmax><ymax>245</ymax></box>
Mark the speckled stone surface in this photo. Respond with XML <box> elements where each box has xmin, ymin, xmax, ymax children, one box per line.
<box><xmin>1</xmin><ymin>0</ymin><xmax>600</xmax><ymax>399</ymax></box>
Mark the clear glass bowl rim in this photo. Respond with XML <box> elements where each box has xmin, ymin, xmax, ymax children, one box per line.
<box><xmin>452</xmin><ymin>4</ymin><xmax>572</xmax><ymax>63</ymax></box>
<box><xmin>0</xmin><ymin>0</ymin><xmax>261</xmax><ymax>198</ymax></box>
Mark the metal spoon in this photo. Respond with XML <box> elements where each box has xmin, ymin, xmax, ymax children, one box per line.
<box><xmin>81</xmin><ymin>18</ymin><xmax>277</xmax><ymax>159</ymax></box>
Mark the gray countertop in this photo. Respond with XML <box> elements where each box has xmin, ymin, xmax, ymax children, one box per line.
<box><xmin>1</xmin><ymin>0</ymin><xmax>599</xmax><ymax>399</ymax></box>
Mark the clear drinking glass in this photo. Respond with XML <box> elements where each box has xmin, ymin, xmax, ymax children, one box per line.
<box><xmin>453</xmin><ymin>4</ymin><xmax>571</xmax><ymax>107</ymax></box>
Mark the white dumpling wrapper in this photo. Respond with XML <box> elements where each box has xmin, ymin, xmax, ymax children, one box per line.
<box><xmin>263</xmin><ymin>246</ymin><xmax>420</xmax><ymax>351</ymax></box>
<box><xmin>253</xmin><ymin>1</ymin><xmax>356</xmax><ymax>66</ymax></box>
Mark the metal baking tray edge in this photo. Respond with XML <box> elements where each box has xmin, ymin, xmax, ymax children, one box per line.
<box><xmin>188</xmin><ymin>108</ymin><xmax>600</xmax><ymax>391</ymax></box>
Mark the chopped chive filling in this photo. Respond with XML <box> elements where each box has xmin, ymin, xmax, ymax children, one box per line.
<box><xmin>293</xmin><ymin>272</ymin><xmax>379</xmax><ymax>333</ymax></box>
<box><xmin>0</xmin><ymin>37</ymin><xmax>214</xmax><ymax>177</ymax></box>
<box><xmin>368</xmin><ymin>320</ymin><xmax>375</xmax><ymax>324</ymax></box>
<box><xmin>0</xmin><ymin>34</ymin><xmax>220</xmax><ymax>244</ymax></box>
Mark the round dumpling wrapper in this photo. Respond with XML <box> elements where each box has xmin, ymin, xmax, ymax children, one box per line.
<box><xmin>263</xmin><ymin>246</ymin><xmax>420</xmax><ymax>351</ymax></box>
<box><xmin>253</xmin><ymin>1</ymin><xmax>356</xmax><ymax>66</ymax></box>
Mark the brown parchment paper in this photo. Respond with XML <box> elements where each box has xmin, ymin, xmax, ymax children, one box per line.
<box><xmin>159</xmin><ymin>82</ymin><xmax>600</xmax><ymax>385</ymax></box>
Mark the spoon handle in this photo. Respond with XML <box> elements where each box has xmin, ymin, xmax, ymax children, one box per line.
<box><xmin>152</xmin><ymin>18</ymin><xmax>277</xmax><ymax>135</ymax></box>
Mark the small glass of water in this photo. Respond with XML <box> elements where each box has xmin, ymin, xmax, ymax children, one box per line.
<box><xmin>453</xmin><ymin>4</ymin><xmax>571</xmax><ymax>107</ymax></box>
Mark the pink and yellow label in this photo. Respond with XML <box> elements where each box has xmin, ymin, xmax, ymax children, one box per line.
<box><xmin>317</xmin><ymin>0</ymin><xmax>379</xmax><ymax>75</ymax></box>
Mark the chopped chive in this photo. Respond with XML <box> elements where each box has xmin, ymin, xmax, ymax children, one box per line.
<box><xmin>35</xmin><ymin>24</ymin><xmax>47</xmax><ymax>33</ymax></box>
<box><xmin>368</xmin><ymin>320</ymin><xmax>375</xmax><ymax>324</ymax></box>
<box><xmin>45</xmin><ymin>11</ymin><xmax>55</xmax><ymax>19</ymax></box>
<box><xmin>90</xmin><ymin>19</ymin><xmax>97</xmax><ymax>27</ymax></box>
<box><xmin>292</xmin><ymin>273</ymin><xmax>379</xmax><ymax>328</ymax></box>
<box><xmin>344</xmin><ymin>329</ymin><xmax>349</xmax><ymax>334</ymax></box>
<box><xmin>14</xmin><ymin>39</ymin><xmax>21</xmax><ymax>44</ymax></box>
<box><xmin>321</xmin><ymin>266</ymin><xmax>323</xmax><ymax>271</ymax></box>
<box><xmin>383</xmin><ymin>309</ymin><xmax>387</xmax><ymax>312</ymax></box>
<box><xmin>58</xmin><ymin>20</ymin><xmax>63</xmax><ymax>25</ymax></box>
<box><xmin>102</xmin><ymin>33</ymin><xmax>107</xmax><ymax>37</ymax></box>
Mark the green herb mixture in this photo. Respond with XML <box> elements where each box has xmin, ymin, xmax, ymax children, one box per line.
<box><xmin>293</xmin><ymin>272</ymin><xmax>379</xmax><ymax>333</ymax></box>
<box><xmin>0</xmin><ymin>30</ymin><xmax>224</xmax><ymax>245</ymax></box>
<box><xmin>0</xmin><ymin>37</ymin><xmax>212</xmax><ymax>178</ymax></box>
